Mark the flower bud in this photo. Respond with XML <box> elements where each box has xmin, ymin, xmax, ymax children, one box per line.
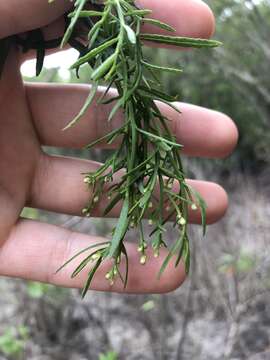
<box><xmin>167</xmin><ymin>182</ymin><xmax>173</xmax><ymax>189</ymax></box>
<box><xmin>154</xmin><ymin>249</ymin><xmax>159</xmax><ymax>258</ymax></box>
<box><xmin>179</xmin><ymin>217</ymin><xmax>186</xmax><ymax>226</ymax></box>
<box><xmin>191</xmin><ymin>203</ymin><xmax>198</xmax><ymax>211</ymax></box>
<box><xmin>105</xmin><ymin>272</ymin><xmax>111</xmax><ymax>280</ymax></box>
<box><xmin>140</xmin><ymin>255</ymin><xmax>147</xmax><ymax>265</ymax></box>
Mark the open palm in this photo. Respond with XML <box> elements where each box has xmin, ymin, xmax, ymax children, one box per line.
<box><xmin>0</xmin><ymin>0</ymin><xmax>238</xmax><ymax>294</ymax></box>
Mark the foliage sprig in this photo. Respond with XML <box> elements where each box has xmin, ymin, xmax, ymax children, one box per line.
<box><xmin>0</xmin><ymin>0</ymin><xmax>220</xmax><ymax>296</ymax></box>
<box><xmin>54</xmin><ymin>0</ymin><xmax>217</xmax><ymax>296</ymax></box>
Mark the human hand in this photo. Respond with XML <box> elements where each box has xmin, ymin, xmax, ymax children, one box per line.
<box><xmin>0</xmin><ymin>0</ymin><xmax>238</xmax><ymax>294</ymax></box>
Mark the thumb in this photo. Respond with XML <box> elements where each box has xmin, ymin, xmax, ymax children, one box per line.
<box><xmin>0</xmin><ymin>0</ymin><xmax>72</xmax><ymax>39</ymax></box>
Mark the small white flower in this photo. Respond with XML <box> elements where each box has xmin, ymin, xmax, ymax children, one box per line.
<box><xmin>191</xmin><ymin>203</ymin><xmax>198</xmax><ymax>211</ymax></box>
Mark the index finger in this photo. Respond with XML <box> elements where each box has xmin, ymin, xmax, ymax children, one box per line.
<box><xmin>0</xmin><ymin>0</ymin><xmax>71</xmax><ymax>39</ymax></box>
<box><xmin>1</xmin><ymin>0</ymin><xmax>215</xmax><ymax>41</ymax></box>
<box><xmin>139</xmin><ymin>0</ymin><xmax>215</xmax><ymax>39</ymax></box>
<box><xmin>19</xmin><ymin>0</ymin><xmax>215</xmax><ymax>64</ymax></box>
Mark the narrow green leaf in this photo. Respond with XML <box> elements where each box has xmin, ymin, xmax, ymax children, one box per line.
<box><xmin>71</xmin><ymin>250</ymin><xmax>101</xmax><ymax>278</ymax></box>
<box><xmin>103</xmin><ymin>193</ymin><xmax>123</xmax><ymax>216</ymax></box>
<box><xmin>138</xmin><ymin>85</ymin><xmax>178</xmax><ymax>102</ymax></box>
<box><xmin>81</xmin><ymin>257</ymin><xmax>102</xmax><ymax>298</ymax></box>
<box><xmin>121</xmin><ymin>244</ymin><xmax>129</xmax><ymax>288</ymax></box>
<box><xmin>140</xmin><ymin>34</ymin><xmax>222</xmax><ymax>48</ymax></box>
<box><xmin>63</xmin><ymin>82</ymin><xmax>99</xmax><ymax>130</ymax></box>
<box><xmin>108</xmin><ymin>196</ymin><xmax>129</xmax><ymax>257</ymax></box>
<box><xmin>55</xmin><ymin>242</ymin><xmax>109</xmax><ymax>274</ymax></box>
<box><xmin>186</xmin><ymin>184</ymin><xmax>207</xmax><ymax>235</ymax></box>
<box><xmin>70</xmin><ymin>37</ymin><xmax>118</xmax><ymax>69</ymax></box>
<box><xmin>68</xmin><ymin>10</ymin><xmax>103</xmax><ymax>18</ymax></box>
<box><xmin>142</xmin><ymin>18</ymin><xmax>176</xmax><ymax>32</ymax></box>
<box><xmin>175</xmin><ymin>234</ymin><xmax>187</xmax><ymax>267</ymax></box>
<box><xmin>137</xmin><ymin>128</ymin><xmax>183</xmax><ymax>148</ymax></box>
<box><xmin>156</xmin><ymin>141</ymin><xmax>171</xmax><ymax>152</ymax></box>
<box><xmin>122</xmin><ymin>151</ymin><xmax>156</xmax><ymax>179</ymax></box>
<box><xmin>159</xmin><ymin>235</ymin><xmax>183</xmax><ymax>278</ymax></box>
<box><xmin>108</xmin><ymin>99</ymin><xmax>123</xmax><ymax>121</ymax></box>
<box><xmin>142</xmin><ymin>60</ymin><xmax>182</xmax><ymax>74</ymax></box>
<box><xmin>125</xmin><ymin>9</ymin><xmax>152</xmax><ymax>16</ymax></box>
<box><xmin>124</xmin><ymin>24</ymin><xmax>137</xmax><ymax>44</ymax></box>
<box><xmin>91</xmin><ymin>53</ymin><xmax>116</xmax><ymax>81</ymax></box>
<box><xmin>85</xmin><ymin>122</ymin><xmax>128</xmax><ymax>149</ymax></box>
<box><xmin>194</xmin><ymin>190</ymin><xmax>207</xmax><ymax>236</ymax></box>
<box><xmin>61</xmin><ymin>0</ymin><xmax>88</xmax><ymax>47</ymax></box>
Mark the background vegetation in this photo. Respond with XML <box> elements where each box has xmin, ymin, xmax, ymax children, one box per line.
<box><xmin>1</xmin><ymin>0</ymin><xmax>270</xmax><ymax>359</ymax></box>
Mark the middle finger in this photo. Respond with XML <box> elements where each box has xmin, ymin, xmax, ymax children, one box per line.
<box><xmin>28</xmin><ymin>154</ymin><xmax>228</xmax><ymax>225</ymax></box>
<box><xmin>26</xmin><ymin>83</ymin><xmax>238</xmax><ymax>159</ymax></box>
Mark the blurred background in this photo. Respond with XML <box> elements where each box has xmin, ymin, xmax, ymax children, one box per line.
<box><xmin>1</xmin><ymin>0</ymin><xmax>270</xmax><ymax>359</ymax></box>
